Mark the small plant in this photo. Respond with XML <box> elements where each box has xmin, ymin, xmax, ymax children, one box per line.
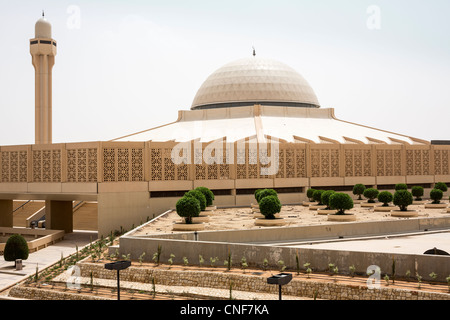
<box><xmin>259</xmin><ymin>195</ymin><xmax>282</xmax><ymax>219</ymax></box>
<box><xmin>411</xmin><ymin>186</ymin><xmax>424</xmax><ymax>201</ymax></box>
<box><xmin>241</xmin><ymin>257</ymin><xmax>248</xmax><ymax>273</ymax></box>
<box><xmin>176</xmin><ymin>196</ymin><xmax>201</xmax><ymax>224</ymax></box>
<box><xmin>90</xmin><ymin>271</ymin><xmax>94</xmax><ymax>291</ymax></box>
<box><xmin>184</xmin><ymin>189</ymin><xmax>207</xmax><ymax>211</ymax></box>
<box><xmin>429</xmin><ymin>272</ymin><xmax>438</xmax><ymax>281</ymax></box>
<box><xmin>306</xmin><ymin>188</ymin><xmax>316</xmax><ymax>202</ymax></box>
<box><xmin>446</xmin><ymin>275</ymin><xmax>450</xmax><ymax>292</ymax></box>
<box><xmin>321</xmin><ymin>190</ymin><xmax>336</xmax><ymax>210</ymax></box>
<box><xmin>416</xmin><ymin>273</ymin><xmax>422</xmax><ymax>289</ymax></box>
<box><xmin>332</xmin><ymin>266</ymin><xmax>339</xmax><ymax>280</ymax></box>
<box><xmin>229</xmin><ymin>280</ymin><xmax>234</xmax><ymax>300</ymax></box>
<box><xmin>182</xmin><ymin>256</ymin><xmax>189</xmax><ymax>266</ymax></box>
<box><xmin>224</xmin><ymin>252</ymin><xmax>232</xmax><ymax>271</ymax></box>
<box><xmin>256</xmin><ymin>189</ymin><xmax>278</xmax><ymax>204</ymax></box>
<box><xmin>329</xmin><ymin>193</ymin><xmax>354</xmax><ymax>215</ymax></box>
<box><xmin>152</xmin><ymin>277</ymin><xmax>156</xmax><ymax>299</ymax></box>
<box><xmin>210</xmin><ymin>256</ymin><xmax>218</xmax><ymax>268</ymax></box>
<box><xmin>363</xmin><ymin>188</ymin><xmax>379</xmax><ymax>203</ymax></box>
<box><xmin>394</xmin><ymin>183</ymin><xmax>408</xmax><ymax>191</ymax></box>
<box><xmin>349</xmin><ymin>265</ymin><xmax>356</xmax><ymax>277</ymax></box>
<box><xmin>434</xmin><ymin>182</ymin><xmax>448</xmax><ymax>192</ymax></box>
<box><xmin>168</xmin><ymin>254</ymin><xmax>175</xmax><ymax>267</ymax></box>
<box><xmin>121</xmin><ymin>253</ymin><xmax>130</xmax><ymax>261</ymax></box>
<box><xmin>384</xmin><ymin>274</ymin><xmax>390</xmax><ymax>286</ymax></box>
<box><xmin>262</xmin><ymin>258</ymin><xmax>269</xmax><ymax>271</ymax></box>
<box><xmin>393</xmin><ymin>190</ymin><xmax>413</xmax><ymax>211</ymax></box>
<box><xmin>199</xmin><ymin>255</ymin><xmax>205</xmax><ymax>267</ymax></box>
<box><xmin>4</xmin><ymin>234</ymin><xmax>29</xmax><ymax>267</ymax></box>
<box><xmin>352</xmin><ymin>184</ymin><xmax>366</xmax><ymax>200</ymax></box>
<box><xmin>312</xmin><ymin>190</ymin><xmax>325</xmax><ymax>205</ymax></box>
<box><xmin>138</xmin><ymin>252</ymin><xmax>146</xmax><ymax>266</ymax></box>
<box><xmin>328</xmin><ymin>263</ymin><xmax>335</xmax><ymax>273</ymax></box>
<box><xmin>378</xmin><ymin>191</ymin><xmax>393</xmax><ymax>207</ymax></box>
<box><xmin>152</xmin><ymin>245</ymin><xmax>162</xmax><ymax>265</ymax></box>
<box><xmin>306</xmin><ymin>267</ymin><xmax>312</xmax><ymax>278</ymax></box>
<box><xmin>405</xmin><ymin>269</ymin><xmax>411</xmax><ymax>281</ymax></box>
<box><xmin>278</xmin><ymin>260</ymin><xmax>286</xmax><ymax>272</ymax></box>
<box><xmin>391</xmin><ymin>257</ymin><xmax>396</xmax><ymax>284</ymax></box>
<box><xmin>430</xmin><ymin>188</ymin><xmax>443</xmax><ymax>204</ymax></box>
<box><xmin>195</xmin><ymin>186</ymin><xmax>215</xmax><ymax>207</ymax></box>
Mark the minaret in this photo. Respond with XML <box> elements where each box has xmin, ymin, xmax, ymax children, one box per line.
<box><xmin>30</xmin><ymin>12</ymin><xmax>57</xmax><ymax>145</ymax></box>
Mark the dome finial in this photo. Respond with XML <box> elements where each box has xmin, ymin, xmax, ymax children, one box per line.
<box><xmin>252</xmin><ymin>46</ymin><xmax>256</xmax><ymax>57</ymax></box>
<box><xmin>42</xmin><ymin>10</ymin><xmax>45</xmax><ymax>18</ymax></box>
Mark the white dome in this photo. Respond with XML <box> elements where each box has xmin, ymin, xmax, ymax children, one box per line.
<box><xmin>35</xmin><ymin>17</ymin><xmax>52</xmax><ymax>38</ymax></box>
<box><xmin>191</xmin><ymin>57</ymin><xmax>320</xmax><ymax>110</ymax></box>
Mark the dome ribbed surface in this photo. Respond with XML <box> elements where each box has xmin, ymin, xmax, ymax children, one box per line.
<box><xmin>191</xmin><ymin>57</ymin><xmax>320</xmax><ymax>110</ymax></box>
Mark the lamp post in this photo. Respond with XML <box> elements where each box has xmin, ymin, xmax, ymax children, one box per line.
<box><xmin>104</xmin><ymin>260</ymin><xmax>131</xmax><ymax>300</ymax></box>
<box><xmin>267</xmin><ymin>273</ymin><xmax>292</xmax><ymax>300</ymax></box>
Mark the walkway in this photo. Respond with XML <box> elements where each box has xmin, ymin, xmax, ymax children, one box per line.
<box><xmin>0</xmin><ymin>230</ymin><xmax>97</xmax><ymax>292</ymax></box>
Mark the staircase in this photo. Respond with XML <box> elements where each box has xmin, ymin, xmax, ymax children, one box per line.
<box><xmin>73</xmin><ymin>201</ymin><xmax>98</xmax><ymax>231</ymax></box>
<box><xmin>13</xmin><ymin>200</ymin><xmax>45</xmax><ymax>228</ymax></box>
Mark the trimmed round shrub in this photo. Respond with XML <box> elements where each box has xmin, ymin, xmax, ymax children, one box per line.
<box><xmin>377</xmin><ymin>191</ymin><xmax>393</xmax><ymax>206</ymax></box>
<box><xmin>195</xmin><ymin>187</ymin><xmax>215</xmax><ymax>207</ymax></box>
<box><xmin>176</xmin><ymin>196</ymin><xmax>201</xmax><ymax>224</ymax></box>
<box><xmin>321</xmin><ymin>190</ymin><xmax>336</xmax><ymax>209</ymax></box>
<box><xmin>184</xmin><ymin>189</ymin><xmax>207</xmax><ymax>211</ymax></box>
<box><xmin>329</xmin><ymin>193</ymin><xmax>354</xmax><ymax>215</ymax></box>
<box><xmin>434</xmin><ymin>182</ymin><xmax>448</xmax><ymax>192</ymax></box>
<box><xmin>430</xmin><ymin>188</ymin><xmax>444</xmax><ymax>204</ymax></box>
<box><xmin>259</xmin><ymin>195</ymin><xmax>282</xmax><ymax>219</ymax></box>
<box><xmin>393</xmin><ymin>190</ymin><xmax>413</xmax><ymax>211</ymax></box>
<box><xmin>352</xmin><ymin>184</ymin><xmax>366</xmax><ymax>200</ymax></box>
<box><xmin>306</xmin><ymin>188</ymin><xmax>316</xmax><ymax>201</ymax></box>
<box><xmin>257</xmin><ymin>189</ymin><xmax>278</xmax><ymax>203</ymax></box>
<box><xmin>363</xmin><ymin>188</ymin><xmax>379</xmax><ymax>203</ymax></box>
<box><xmin>312</xmin><ymin>190</ymin><xmax>325</xmax><ymax>205</ymax></box>
<box><xmin>395</xmin><ymin>183</ymin><xmax>408</xmax><ymax>191</ymax></box>
<box><xmin>4</xmin><ymin>234</ymin><xmax>29</xmax><ymax>265</ymax></box>
<box><xmin>254</xmin><ymin>189</ymin><xmax>263</xmax><ymax>202</ymax></box>
<box><xmin>411</xmin><ymin>186</ymin><xmax>424</xmax><ymax>201</ymax></box>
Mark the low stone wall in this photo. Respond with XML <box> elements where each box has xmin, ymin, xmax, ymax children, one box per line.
<box><xmin>8</xmin><ymin>286</ymin><xmax>110</xmax><ymax>300</ymax></box>
<box><xmin>73</xmin><ymin>262</ymin><xmax>449</xmax><ymax>300</ymax></box>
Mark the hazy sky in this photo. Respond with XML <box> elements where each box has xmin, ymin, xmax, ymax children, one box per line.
<box><xmin>1</xmin><ymin>0</ymin><xmax>450</xmax><ymax>145</ymax></box>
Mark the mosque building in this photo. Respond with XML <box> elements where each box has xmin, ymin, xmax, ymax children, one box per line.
<box><xmin>0</xmin><ymin>15</ymin><xmax>449</xmax><ymax>237</ymax></box>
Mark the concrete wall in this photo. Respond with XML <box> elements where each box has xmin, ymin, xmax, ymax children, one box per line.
<box><xmin>116</xmin><ymin>217</ymin><xmax>450</xmax><ymax>282</ymax></box>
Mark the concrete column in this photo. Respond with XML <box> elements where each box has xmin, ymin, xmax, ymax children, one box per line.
<box><xmin>0</xmin><ymin>200</ymin><xmax>13</xmax><ymax>227</ymax></box>
<box><xmin>45</xmin><ymin>200</ymin><xmax>73</xmax><ymax>233</ymax></box>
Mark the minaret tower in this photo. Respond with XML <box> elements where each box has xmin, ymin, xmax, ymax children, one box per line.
<box><xmin>30</xmin><ymin>12</ymin><xmax>57</xmax><ymax>145</ymax></box>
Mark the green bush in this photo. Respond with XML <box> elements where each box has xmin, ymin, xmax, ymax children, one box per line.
<box><xmin>312</xmin><ymin>190</ymin><xmax>325</xmax><ymax>205</ymax></box>
<box><xmin>352</xmin><ymin>184</ymin><xmax>366</xmax><ymax>200</ymax></box>
<box><xmin>430</xmin><ymin>188</ymin><xmax>444</xmax><ymax>204</ymax></box>
<box><xmin>378</xmin><ymin>191</ymin><xmax>393</xmax><ymax>207</ymax></box>
<box><xmin>184</xmin><ymin>189</ymin><xmax>207</xmax><ymax>211</ymax></box>
<box><xmin>411</xmin><ymin>186</ymin><xmax>424</xmax><ymax>201</ymax></box>
<box><xmin>254</xmin><ymin>189</ymin><xmax>263</xmax><ymax>202</ymax></box>
<box><xmin>395</xmin><ymin>183</ymin><xmax>408</xmax><ymax>191</ymax></box>
<box><xmin>259</xmin><ymin>195</ymin><xmax>282</xmax><ymax>219</ymax></box>
<box><xmin>176</xmin><ymin>196</ymin><xmax>201</xmax><ymax>224</ymax></box>
<box><xmin>393</xmin><ymin>190</ymin><xmax>413</xmax><ymax>211</ymax></box>
<box><xmin>306</xmin><ymin>188</ymin><xmax>316</xmax><ymax>201</ymax></box>
<box><xmin>321</xmin><ymin>190</ymin><xmax>336</xmax><ymax>210</ymax></box>
<box><xmin>329</xmin><ymin>193</ymin><xmax>354</xmax><ymax>215</ymax></box>
<box><xmin>257</xmin><ymin>189</ymin><xmax>278</xmax><ymax>204</ymax></box>
<box><xmin>195</xmin><ymin>187</ymin><xmax>215</xmax><ymax>207</ymax></box>
<box><xmin>4</xmin><ymin>234</ymin><xmax>29</xmax><ymax>266</ymax></box>
<box><xmin>434</xmin><ymin>182</ymin><xmax>448</xmax><ymax>192</ymax></box>
<box><xmin>363</xmin><ymin>188</ymin><xmax>379</xmax><ymax>203</ymax></box>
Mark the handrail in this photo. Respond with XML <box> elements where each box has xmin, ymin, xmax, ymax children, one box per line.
<box><xmin>13</xmin><ymin>200</ymin><xmax>31</xmax><ymax>213</ymax></box>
